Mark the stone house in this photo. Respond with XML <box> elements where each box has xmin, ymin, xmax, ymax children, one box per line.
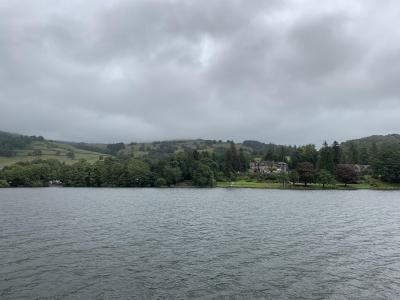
<box><xmin>249</xmin><ymin>160</ymin><xmax>288</xmax><ymax>174</ymax></box>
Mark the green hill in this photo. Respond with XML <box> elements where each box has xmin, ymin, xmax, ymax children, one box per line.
<box><xmin>0</xmin><ymin>131</ymin><xmax>109</xmax><ymax>168</ymax></box>
<box><xmin>0</xmin><ymin>131</ymin><xmax>256</xmax><ymax>168</ymax></box>
<box><xmin>340</xmin><ymin>134</ymin><xmax>400</xmax><ymax>164</ymax></box>
<box><xmin>3</xmin><ymin>130</ymin><xmax>400</xmax><ymax>169</ymax></box>
<box><xmin>342</xmin><ymin>134</ymin><xmax>400</xmax><ymax>148</ymax></box>
<box><xmin>119</xmin><ymin>139</ymin><xmax>252</xmax><ymax>158</ymax></box>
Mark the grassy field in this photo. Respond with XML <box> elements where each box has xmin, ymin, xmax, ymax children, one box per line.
<box><xmin>217</xmin><ymin>180</ymin><xmax>400</xmax><ymax>190</ymax></box>
<box><xmin>0</xmin><ymin>141</ymin><xmax>108</xmax><ymax>169</ymax></box>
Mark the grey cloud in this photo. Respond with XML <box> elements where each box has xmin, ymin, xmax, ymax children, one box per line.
<box><xmin>1</xmin><ymin>0</ymin><xmax>400</xmax><ymax>145</ymax></box>
<box><xmin>286</xmin><ymin>15</ymin><xmax>362</xmax><ymax>80</ymax></box>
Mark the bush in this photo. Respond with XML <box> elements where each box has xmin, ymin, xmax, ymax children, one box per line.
<box><xmin>31</xmin><ymin>180</ymin><xmax>47</xmax><ymax>187</ymax></box>
<box><xmin>363</xmin><ymin>175</ymin><xmax>379</xmax><ymax>187</ymax></box>
<box><xmin>336</xmin><ymin>164</ymin><xmax>359</xmax><ymax>186</ymax></box>
<box><xmin>154</xmin><ymin>177</ymin><xmax>167</xmax><ymax>187</ymax></box>
<box><xmin>0</xmin><ymin>180</ymin><xmax>9</xmax><ymax>188</ymax></box>
<box><xmin>214</xmin><ymin>171</ymin><xmax>225</xmax><ymax>181</ymax></box>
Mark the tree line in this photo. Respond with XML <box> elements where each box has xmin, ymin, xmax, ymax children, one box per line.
<box><xmin>0</xmin><ymin>143</ymin><xmax>249</xmax><ymax>187</ymax></box>
<box><xmin>1</xmin><ymin>138</ymin><xmax>400</xmax><ymax>187</ymax></box>
<box><xmin>274</xmin><ymin>140</ymin><xmax>400</xmax><ymax>186</ymax></box>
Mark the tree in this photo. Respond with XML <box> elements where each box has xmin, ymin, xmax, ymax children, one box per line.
<box><xmin>332</xmin><ymin>141</ymin><xmax>341</xmax><ymax>165</ymax></box>
<box><xmin>297</xmin><ymin>162</ymin><xmax>315</xmax><ymax>186</ymax></box>
<box><xmin>106</xmin><ymin>142</ymin><xmax>125</xmax><ymax>155</ymax></box>
<box><xmin>66</xmin><ymin>151</ymin><xmax>75</xmax><ymax>159</ymax></box>
<box><xmin>318</xmin><ymin>141</ymin><xmax>335</xmax><ymax>173</ymax></box>
<box><xmin>192</xmin><ymin>150</ymin><xmax>200</xmax><ymax>160</ymax></box>
<box><xmin>289</xmin><ymin>148</ymin><xmax>302</xmax><ymax>169</ymax></box>
<box><xmin>60</xmin><ymin>159</ymin><xmax>91</xmax><ymax>187</ymax></box>
<box><xmin>348</xmin><ymin>143</ymin><xmax>359</xmax><ymax>164</ymax></box>
<box><xmin>230</xmin><ymin>142</ymin><xmax>241</xmax><ymax>172</ymax></box>
<box><xmin>124</xmin><ymin>159</ymin><xmax>152</xmax><ymax>187</ymax></box>
<box><xmin>223</xmin><ymin>148</ymin><xmax>233</xmax><ymax>178</ymax></box>
<box><xmin>0</xmin><ymin>132</ymin><xmax>33</xmax><ymax>157</ymax></box>
<box><xmin>336</xmin><ymin>164</ymin><xmax>358</xmax><ymax>186</ymax></box>
<box><xmin>301</xmin><ymin>145</ymin><xmax>319</xmax><ymax>166</ymax></box>
<box><xmin>239</xmin><ymin>148</ymin><xmax>249</xmax><ymax>172</ymax></box>
<box><xmin>276</xmin><ymin>172</ymin><xmax>289</xmax><ymax>188</ymax></box>
<box><xmin>317</xmin><ymin>169</ymin><xmax>335</xmax><ymax>188</ymax></box>
<box><xmin>1</xmin><ymin>160</ymin><xmax>62</xmax><ymax>187</ymax></box>
<box><xmin>264</xmin><ymin>149</ymin><xmax>275</xmax><ymax>161</ymax></box>
<box><xmin>372</xmin><ymin>148</ymin><xmax>400</xmax><ymax>183</ymax></box>
<box><xmin>370</xmin><ymin>142</ymin><xmax>379</xmax><ymax>164</ymax></box>
<box><xmin>289</xmin><ymin>170</ymin><xmax>299</xmax><ymax>185</ymax></box>
<box><xmin>192</xmin><ymin>162</ymin><xmax>215</xmax><ymax>187</ymax></box>
<box><xmin>359</xmin><ymin>146</ymin><xmax>369</xmax><ymax>165</ymax></box>
<box><xmin>163</xmin><ymin>165</ymin><xmax>182</xmax><ymax>186</ymax></box>
<box><xmin>277</xmin><ymin>146</ymin><xmax>286</xmax><ymax>162</ymax></box>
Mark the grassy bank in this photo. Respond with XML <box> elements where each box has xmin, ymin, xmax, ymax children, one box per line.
<box><xmin>216</xmin><ymin>180</ymin><xmax>400</xmax><ymax>190</ymax></box>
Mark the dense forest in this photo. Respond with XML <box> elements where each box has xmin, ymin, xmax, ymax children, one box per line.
<box><xmin>1</xmin><ymin>131</ymin><xmax>400</xmax><ymax>188</ymax></box>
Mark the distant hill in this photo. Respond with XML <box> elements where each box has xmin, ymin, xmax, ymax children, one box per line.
<box><xmin>118</xmin><ymin>139</ymin><xmax>252</xmax><ymax>159</ymax></box>
<box><xmin>0</xmin><ymin>131</ymin><xmax>109</xmax><ymax>168</ymax></box>
<box><xmin>342</xmin><ymin>134</ymin><xmax>400</xmax><ymax>147</ymax></box>
<box><xmin>242</xmin><ymin>140</ymin><xmax>294</xmax><ymax>155</ymax></box>
<box><xmin>71</xmin><ymin>139</ymin><xmax>253</xmax><ymax>158</ymax></box>
<box><xmin>0</xmin><ymin>131</ymin><xmax>254</xmax><ymax>168</ymax></box>
<box><xmin>2</xmin><ymin>130</ymin><xmax>400</xmax><ymax>168</ymax></box>
<box><xmin>340</xmin><ymin>134</ymin><xmax>400</xmax><ymax>164</ymax></box>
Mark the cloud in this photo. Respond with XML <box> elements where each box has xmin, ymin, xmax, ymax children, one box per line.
<box><xmin>1</xmin><ymin>0</ymin><xmax>400</xmax><ymax>145</ymax></box>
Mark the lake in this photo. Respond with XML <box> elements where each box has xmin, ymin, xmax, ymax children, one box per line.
<box><xmin>1</xmin><ymin>188</ymin><xmax>400</xmax><ymax>299</ymax></box>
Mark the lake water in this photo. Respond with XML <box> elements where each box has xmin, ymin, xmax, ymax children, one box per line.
<box><xmin>1</xmin><ymin>188</ymin><xmax>400</xmax><ymax>299</ymax></box>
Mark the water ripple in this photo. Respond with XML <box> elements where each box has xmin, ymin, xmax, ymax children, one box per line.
<box><xmin>1</xmin><ymin>188</ymin><xmax>400</xmax><ymax>299</ymax></box>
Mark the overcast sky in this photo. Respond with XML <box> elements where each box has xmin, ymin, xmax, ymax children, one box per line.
<box><xmin>1</xmin><ymin>0</ymin><xmax>400</xmax><ymax>145</ymax></box>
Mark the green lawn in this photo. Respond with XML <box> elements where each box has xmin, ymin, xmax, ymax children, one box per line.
<box><xmin>217</xmin><ymin>180</ymin><xmax>283</xmax><ymax>189</ymax></box>
<box><xmin>217</xmin><ymin>180</ymin><xmax>400</xmax><ymax>190</ymax></box>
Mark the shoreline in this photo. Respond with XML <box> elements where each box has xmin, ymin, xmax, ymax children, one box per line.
<box><xmin>1</xmin><ymin>184</ymin><xmax>400</xmax><ymax>191</ymax></box>
<box><xmin>215</xmin><ymin>181</ymin><xmax>400</xmax><ymax>191</ymax></box>
<box><xmin>216</xmin><ymin>185</ymin><xmax>400</xmax><ymax>191</ymax></box>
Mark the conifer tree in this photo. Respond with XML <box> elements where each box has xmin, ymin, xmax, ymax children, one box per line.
<box><xmin>319</xmin><ymin>141</ymin><xmax>335</xmax><ymax>173</ymax></box>
<box><xmin>332</xmin><ymin>141</ymin><xmax>341</xmax><ymax>165</ymax></box>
